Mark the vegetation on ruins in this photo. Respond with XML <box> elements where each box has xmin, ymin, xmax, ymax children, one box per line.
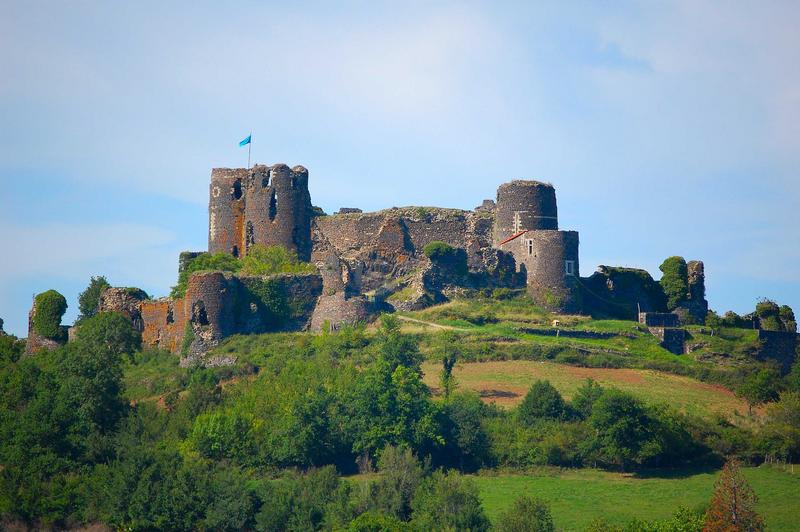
<box><xmin>31</xmin><ymin>289</ymin><xmax>68</xmax><ymax>341</ymax></box>
<box><xmin>77</xmin><ymin>275</ymin><xmax>111</xmax><ymax>321</ymax></box>
<box><xmin>170</xmin><ymin>244</ymin><xmax>315</xmax><ymax>298</ymax></box>
<box><xmin>659</xmin><ymin>256</ymin><xmax>689</xmax><ymax>310</ymax></box>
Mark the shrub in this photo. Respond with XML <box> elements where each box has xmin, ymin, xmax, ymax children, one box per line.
<box><xmin>659</xmin><ymin>256</ymin><xmax>688</xmax><ymax>310</ymax></box>
<box><xmin>171</xmin><ymin>252</ymin><xmax>241</xmax><ymax>298</ymax></box>
<box><xmin>240</xmin><ymin>244</ymin><xmax>317</xmax><ymax>276</ymax></box>
<box><xmin>77</xmin><ymin>275</ymin><xmax>111</xmax><ymax>320</ymax></box>
<box><xmin>571</xmin><ymin>378</ymin><xmax>604</xmax><ymax>419</ymax></box>
<box><xmin>75</xmin><ymin>311</ymin><xmax>141</xmax><ymax>360</ymax></box>
<box><xmin>32</xmin><ymin>290</ymin><xmax>68</xmax><ymax>341</ymax></box>
<box><xmin>518</xmin><ymin>380</ymin><xmax>567</xmax><ymax>423</ymax></box>
<box><xmin>422</xmin><ymin>241</ymin><xmax>468</xmax><ymax>276</ymax></box>
<box><xmin>411</xmin><ymin>470</ymin><xmax>490</xmax><ymax>532</ymax></box>
<box><xmin>495</xmin><ymin>495</ymin><xmax>555</xmax><ymax>532</ymax></box>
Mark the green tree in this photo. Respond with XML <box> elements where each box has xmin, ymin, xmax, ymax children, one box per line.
<box><xmin>587</xmin><ymin>390</ymin><xmax>659</xmax><ymax>471</ymax></box>
<box><xmin>495</xmin><ymin>495</ymin><xmax>555</xmax><ymax>532</ymax></box>
<box><xmin>436</xmin><ymin>331</ymin><xmax>460</xmax><ymax>400</ymax></box>
<box><xmin>704</xmin><ymin>459</ymin><xmax>764</xmax><ymax>532</ymax></box>
<box><xmin>346</xmin><ymin>512</ymin><xmax>411</xmax><ymax>531</ymax></box>
<box><xmin>659</xmin><ymin>256</ymin><xmax>688</xmax><ymax>310</ymax></box>
<box><xmin>518</xmin><ymin>380</ymin><xmax>567</xmax><ymax>424</ymax></box>
<box><xmin>440</xmin><ymin>392</ymin><xmax>491</xmax><ymax>471</ymax></box>
<box><xmin>760</xmin><ymin>391</ymin><xmax>800</xmax><ymax>462</ymax></box>
<box><xmin>32</xmin><ymin>289</ymin><xmax>68</xmax><ymax>341</ymax></box>
<box><xmin>368</xmin><ymin>445</ymin><xmax>424</xmax><ymax>520</ymax></box>
<box><xmin>411</xmin><ymin>470</ymin><xmax>490</xmax><ymax>532</ymax></box>
<box><xmin>571</xmin><ymin>378</ymin><xmax>604</xmax><ymax>419</ymax></box>
<box><xmin>77</xmin><ymin>275</ymin><xmax>111</xmax><ymax>321</ymax></box>
<box><xmin>737</xmin><ymin>368</ymin><xmax>782</xmax><ymax>415</ymax></box>
<box><xmin>74</xmin><ymin>311</ymin><xmax>141</xmax><ymax>361</ymax></box>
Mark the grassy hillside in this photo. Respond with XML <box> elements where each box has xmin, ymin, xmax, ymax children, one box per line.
<box><xmin>474</xmin><ymin>466</ymin><xmax>800</xmax><ymax>531</ymax></box>
<box><xmin>420</xmin><ymin>360</ymin><xmax>751</xmax><ymax>419</ymax></box>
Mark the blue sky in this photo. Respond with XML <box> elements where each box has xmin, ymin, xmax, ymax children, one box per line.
<box><xmin>1</xmin><ymin>1</ymin><xmax>798</xmax><ymax>336</ymax></box>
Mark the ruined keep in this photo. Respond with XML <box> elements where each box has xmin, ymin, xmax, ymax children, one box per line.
<box><xmin>209</xmin><ymin>164</ymin><xmax>312</xmax><ymax>260</ymax></box>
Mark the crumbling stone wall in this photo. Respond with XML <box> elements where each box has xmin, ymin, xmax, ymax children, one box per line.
<box><xmin>140</xmin><ymin>271</ymin><xmax>322</xmax><ymax>360</ymax></box>
<box><xmin>208</xmin><ymin>167</ymin><xmax>248</xmax><ymax>257</ymax></box>
<box><xmin>649</xmin><ymin>327</ymin><xmax>686</xmax><ymax>355</ymax></box>
<box><xmin>639</xmin><ymin>312</ymin><xmax>680</xmax><ymax>328</ymax></box>
<box><xmin>675</xmin><ymin>260</ymin><xmax>708</xmax><ymax>324</ymax></box>
<box><xmin>756</xmin><ymin>329</ymin><xmax>798</xmax><ymax>374</ymax></box>
<box><xmin>98</xmin><ymin>287</ymin><xmax>149</xmax><ymax>332</ymax></box>
<box><xmin>581</xmin><ymin>266</ymin><xmax>668</xmax><ymax>320</ymax></box>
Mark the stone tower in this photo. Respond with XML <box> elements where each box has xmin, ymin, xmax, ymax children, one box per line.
<box><xmin>493</xmin><ymin>180</ymin><xmax>580</xmax><ymax>312</ymax></box>
<box><xmin>208</xmin><ymin>164</ymin><xmax>312</xmax><ymax>260</ymax></box>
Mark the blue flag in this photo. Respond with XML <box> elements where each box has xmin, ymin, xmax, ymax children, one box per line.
<box><xmin>239</xmin><ymin>134</ymin><xmax>251</xmax><ymax>147</ymax></box>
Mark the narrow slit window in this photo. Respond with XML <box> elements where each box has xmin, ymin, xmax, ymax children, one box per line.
<box><xmin>527</xmin><ymin>239</ymin><xmax>534</xmax><ymax>255</ymax></box>
<box><xmin>565</xmin><ymin>260</ymin><xmax>575</xmax><ymax>276</ymax></box>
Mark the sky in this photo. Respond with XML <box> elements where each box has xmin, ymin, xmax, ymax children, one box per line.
<box><xmin>1</xmin><ymin>1</ymin><xmax>799</xmax><ymax>336</ymax></box>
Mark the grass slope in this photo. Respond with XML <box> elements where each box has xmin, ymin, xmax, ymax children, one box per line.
<box><xmin>474</xmin><ymin>466</ymin><xmax>800</xmax><ymax>531</ymax></box>
<box><xmin>421</xmin><ymin>359</ymin><xmax>751</xmax><ymax>419</ymax></box>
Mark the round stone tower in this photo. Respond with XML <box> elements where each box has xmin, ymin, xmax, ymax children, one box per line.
<box><xmin>493</xmin><ymin>179</ymin><xmax>580</xmax><ymax>312</ymax></box>
<box><xmin>208</xmin><ymin>164</ymin><xmax>313</xmax><ymax>261</ymax></box>
<box><xmin>244</xmin><ymin>164</ymin><xmax>312</xmax><ymax>261</ymax></box>
<box><xmin>493</xmin><ymin>180</ymin><xmax>558</xmax><ymax>245</ymax></box>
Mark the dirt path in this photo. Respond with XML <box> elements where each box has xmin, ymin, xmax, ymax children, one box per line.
<box><xmin>396</xmin><ymin>315</ymin><xmax>468</xmax><ymax>331</ymax></box>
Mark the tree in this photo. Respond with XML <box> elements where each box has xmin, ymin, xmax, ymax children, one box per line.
<box><xmin>588</xmin><ymin>390</ymin><xmax>659</xmax><ymax>471</ymax></box>
<box><xmin>571</xmin><ymin>378</ymin><xmax>604</xmax><ymax>419</ymax></box>
<box><xmin>74</xmin><ymin>311</ymin><xmax>141</xmax><ymax>361</ymax></box>
<box><xmin>760</xmin><ymin>391</ymin><xmax>800</xmax><ymax>462</ymax></box>
<box><xmin>32</xmin><ymin>289</ymin><xmax>68</xmax><ymax>341</ymax></box>
<box><xmin>703</xmin><ymin>458</ymin><xmax>764</xmax><ymax>531</ymax></box>
<box><xmin>518</xmin><ymin>380</ymin><xmax>566</xmax><ymax>424</ymax></box>
<box><xmin>737</xmin><ymin>369</ymin><xmax>782</xmax><ymax>415</ymax></box>
<box><xmin>411</xmin><ymin>470</ymin><xmax>490</xmax><ymax>532</ymax></box>
<box><xmin>77</xmin><ymin>275</ymin><xmax>111</xmax><ymax>321</ymax></box>
<box><xmin>368</xmin><ymin>445</ymin><xmax>424</xmax><ymax>520</ymax></box>
<box><xmin>436</xmin><ymin>331</ymin><xmax>459</xmax><ymax>400</ymax></box>
<box><xmin>495</xmin><ymin>495</ymin><xmax>555</xmax><ymax>532</ymax></box>
<box><xmin>439</xmin><ymin>392</ymin><xmax>491</xmax><ymax>471</ymax></box>
<box><xmin>659</xmin><ymin>256</ymin><xmax>689</xmax><ymax>310</ymax></box>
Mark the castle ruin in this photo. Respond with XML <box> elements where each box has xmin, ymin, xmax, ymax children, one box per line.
<box><xmin>81</xmin><ymin>162</ymin><xmax>707</xmax><ymax>361</ymax></box>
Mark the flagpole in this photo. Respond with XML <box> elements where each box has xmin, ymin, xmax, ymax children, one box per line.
<box><xmin>248</xmin><ymin>131</ymin><xmax>252</xmax><ymax>169</ymax></box>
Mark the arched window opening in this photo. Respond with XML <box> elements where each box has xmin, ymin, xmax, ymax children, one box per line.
<box><xmin>232</xmin><ymin>179</ymin><xmax>243</xmax><ymax>200</ymax></box>
<box><xmin>269</xmin><ymin>191</ymin><xmax>278</xmax><ymax>221</ymax></box>
<box><xmin>192</xmin><ymin>301</ymin><xmax>209</xmax><ymax>326</ymax></box>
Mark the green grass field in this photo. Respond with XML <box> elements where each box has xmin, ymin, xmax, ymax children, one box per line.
<box><xmin>473</xmin><ymin>466</ymin><xmax>800</xmax><ymax>531</ymax></box>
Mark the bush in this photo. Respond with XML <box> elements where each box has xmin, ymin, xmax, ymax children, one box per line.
<box><xmin>495</xmin><ymin>495</ymin><xmax>555</xmax><ymax>532</ymax></box>
<box><xmin>411</xmin><ymin>470</ymin><xmax>490</xmax><ymax>532</ymax></box>
<box><xmin>171</xmin><ymin>252</ymin><xmax>241</xmax><ymax>298</ymax></box>
<box><xmin>518</xmin><ymin>380</ymin><xmax>567</xmax><ymax>423</ymax></box>
<box><xmin>32</xmin><ymin>290</ymin><xmax>68</xmax><ymax>341</ymax></box>
<box><xmin>659</xmin><ymin>256</ymin><xmax>688</xmax><ymax>310</ymax></box>
<box><xmin>74</xmin><ymin>311</ymin><xmax>141</xmax><ymax>360</ymax></box>
<box><xmin>77</xmin><ymin>275</ymin><xmax>111</xmax><ymax>321</ymax></box>
<box><xmin>422</xmin><ymin>241</ymin><xmax>468</xmax><ymax>276</ymax></box>
<box><xmin>240</xmin><ymin>244</ymin><xmax>317</xmax><ymax>276</ymax></box>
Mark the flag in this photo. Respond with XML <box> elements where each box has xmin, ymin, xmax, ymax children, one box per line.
<box><xmin>239</xmin><ymin>134</ymin><xmax>251</xmax><ymax>147</ymax></box>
